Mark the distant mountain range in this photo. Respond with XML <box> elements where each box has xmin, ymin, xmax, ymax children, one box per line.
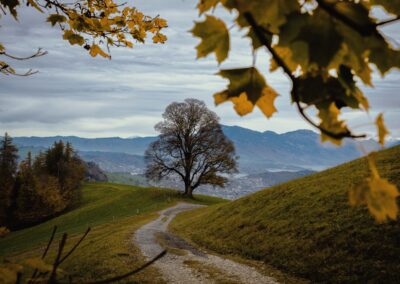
<box><xmin>10</xmin><ymin>125</ymin><xmax>397</xmax><ymax>174</ymax></box>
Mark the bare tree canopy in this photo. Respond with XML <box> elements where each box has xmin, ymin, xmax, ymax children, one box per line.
<box><xmin>145</xmin><ymin>99</ymin><xmax>237</xmax><ymax>198</ymax></box>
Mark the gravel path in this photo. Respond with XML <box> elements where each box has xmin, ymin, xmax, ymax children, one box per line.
<box><xmin>134</xmin><ymin>203</ymin><xmax>278</xmax><ymax>284</ymax></box>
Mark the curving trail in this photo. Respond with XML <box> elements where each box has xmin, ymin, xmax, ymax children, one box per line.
<box><xmin>134</xmin><ymin>203</ymin><xmax>278</xmax><ymax>284</ymax></box>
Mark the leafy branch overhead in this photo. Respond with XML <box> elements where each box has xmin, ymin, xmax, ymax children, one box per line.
<box><xmin>192</xmin><ymin>0</ymin><xmax>400</xmax><ymax>221</ymax></box>
<box><xmin>0</xmin><ymin>0</ymin><xmax>168</xmax><ymax>74</ymax></box>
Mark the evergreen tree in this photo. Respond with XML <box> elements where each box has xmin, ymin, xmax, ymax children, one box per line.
<box><xmin>14</xmin><ymin>152</ymin><xmax>36</xmax><ymax>225</ymax></box>
<box><xmin>0</xmin><ymin>133</ymin><xmax>19</xmax><ymax>225</ymax></box>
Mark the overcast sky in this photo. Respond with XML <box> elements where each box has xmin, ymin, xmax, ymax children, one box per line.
<box><xmin>0</xmin><ymin>0</ymin><xmax>399</xmax><ymax>139</ymax></box>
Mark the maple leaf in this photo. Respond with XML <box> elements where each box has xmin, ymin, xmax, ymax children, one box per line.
<box><xmin>197</xmin><ymin>0</ymin><xmax>221</xmax><ymax>15</ymax></box>
<box><xmin>47</xmin><ymin>14</ymin><xmax>67</xmax><ymax>26</ymax></box>
<box><xmin>191</xmin><ymin>15</ymin><xmax>230</xmax><ymax>64</ymax></box>
<box><xmin>214</xmin><ymin>67</ymin><xmax>278</xmax><ymax>118</ymax></box>
<box><xmin>62</xmin><ymin>30</ymin><xmax>84</xmax><ymax>46</ymax></box>
<box><xmin>89</xmin><ymin>44</ymin><xmax>110</xmax><ymax>59</ymax></box>
<box><xmin>350</xmin><ymin>152</ymin><xmax>399</xmax><ymax>223</ymax></box>
<box><xmin>376</xmin><ymin>113</ymin><xmax>389</xmax><ymax>146</ymax></box>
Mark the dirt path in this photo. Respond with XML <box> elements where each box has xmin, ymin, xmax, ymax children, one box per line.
<box><xmin>134</xmin><ymin>203</ymin><xmax>278</xmax><ymax>284</ymax></box>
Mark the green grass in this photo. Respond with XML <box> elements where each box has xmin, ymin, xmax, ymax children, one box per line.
<box><xmin>171</xmin><ymin>145</ymin><xmax>400</xmax><ymax>283</ymax></box>
<box><xmin>0</xmin><ymin>183</ymin><xmax>225</xmax><ymax>282</ymax></box>
<box><xmin>0</xmin><ymin>182</ymin><xmax>224</xmax><ymax>256</ymax></box>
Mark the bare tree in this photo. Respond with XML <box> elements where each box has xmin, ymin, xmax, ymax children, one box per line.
<box><xmin>145</xmin><ymin>99</ymin><xmax>237</xmax><ymax>198</ymax></box>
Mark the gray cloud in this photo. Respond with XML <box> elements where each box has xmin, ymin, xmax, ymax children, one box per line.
<box><xmin>0</xmin><ymin>0</ymin><xmax>399</xmax><ymax>139</ymax></box>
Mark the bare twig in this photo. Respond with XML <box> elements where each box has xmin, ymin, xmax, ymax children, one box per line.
<box><xmin>48</xmin><ymin>233</ymin><xmax>67</xmax><ymax>283</ymax></box>
<box><xmin>376</xmin><ymin>16</ymin><xmax>400</xmax><ymax>26</ymax></box>
<box><xmin>58</xmin><ymin>227</ymin><xmax>91</xmax><ymax>265</ymax></box>
<box><xmin>0</xmin><ymin>48</ymin><xmax>47</xmax><ymax>60</ymax></box>
<box><xmin>86</xmin><ymin>250</ymin><xmax>167</xmax><ymax>284</ymax></box>
<box><xmin>29</xmin><ymin>226</ymin><xmax>58</xmax><ymax>284</ymax></box>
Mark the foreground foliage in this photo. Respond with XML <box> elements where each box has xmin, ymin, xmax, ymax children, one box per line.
<box><xmin>0</xmin><ymin>0</ymin><xmax>167</xmax><ymax>75</ymax></box>
<box><xmin>171</xmin><ymin>145</ymin><xmax>400</xmax><ymax>283</ymax></box>
<box><xmin>0</xmin><ymin>225</ymin><xmax>166</xmax><ymax>283</ymax></box>
<box><xmin>191</xmin><ymin>0</ymin><xmax>400</xmax><ymax>221</ymax></box>
<box><xmin>193</xmin><ymin>0</ymin><xmax>399</xmax><ymax>144</ymax></box>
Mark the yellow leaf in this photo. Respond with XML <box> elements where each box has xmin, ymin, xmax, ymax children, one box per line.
<box><xmin>367</xmin><ymin>175</ymin><xmax>399</xmax><ymax>223</ymax></box>
<box><xmin>154</xmin><ymin>18</ymin><xmax>168</xmax><ymax>28</ymax></box>
<box><xmin>27</xmin><ymin>0</ymin><xmax>43</xmax><ymax>13</ymax></box>
<box><xmin>89</xmin><ymin>44</ymin><xmax>110</xmax><ymax>59</ymax></box>
<box><xmin>62</xmin><ymin>30</ymin><xmax>85</xmax><ymax>46</ymax></box>
<box><xmin>256</xmin><ymin>87</ymin><xmax>278</xmax><ymax>118</ymax></box>
<box><xmin>350</xmin><ymin>153</ymin><xmax>399</xmax><ymax>223</ymax></box>
<box><xmin>376</xmin><ymin>113</ymin><xmax>389</xmax><ymax>146</ymax></box>
<box><xmin>215</xmin><ymin>67</ymin><xmax>280</xmax><ymax>117</ymax></box>
<box><xmin>191</xmin><ymin>15</ymin><xmax>230</xmax><ymax>64</ymax></box>
<box><xmin>318</xmin><ymin>103</ymin><xmax>348</xmax><ymax>146</ymax></box>
<box><xmin>47</xmin><ymin>14</ymin><xmax>67</xmax><ymax>26</ymax></box>
<box><xmin>214</xmin><ymin>91</ymin><xmax>254</xmax><ymax>116</ymax></box>
<box><xmin>153</xmin><ymin>33</ymin><xmax>167</xmax><ymax>44</ymax></box>
<box><xmin>214</xmin><ymin>91</ymin><xmax>229</xmax><ymax>106</ymax></box>
<box><xmin>197</xmin><ymin>0</ymin><xmax>220</xmax><ymax>15</ymax></box>
<box><xmin>231</xmin><ymin>93</ymin><xmax>254</xmax><ymax>116</ymax></box>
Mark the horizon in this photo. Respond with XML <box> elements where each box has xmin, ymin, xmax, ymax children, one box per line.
<box><xmin>3</xmin><ymin>125</ymin><xmax>400</xmax><ymax>143</ymax></box>
<box><xmin>2</xmin><ymin>124</ymin><xmax>321</xmax><ymax>139</ymax></box>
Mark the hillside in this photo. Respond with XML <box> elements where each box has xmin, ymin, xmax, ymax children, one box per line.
<box><xmin>0</xmin><ymin>183</ymin><xmax>224</xmax><ymax>284</ymax></box>
<box><xmin>0</xmin><ymin>183</ymin><xmax>223</xmax><ymax>256</ymax></box>
<box><xmin>171</xmin><ymin>145</ymin><xmax>400</xmax><ymax>283</ymax></box>
<box><xmin>8</xmin><ymin>125</ymin><xmax>388</xmax><ymax>174</ymax></box>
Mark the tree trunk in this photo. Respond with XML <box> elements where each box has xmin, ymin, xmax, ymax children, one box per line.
<box><xmin>184</xmin><ymin>183</ymin><xmax>189</xmax><ymax>195</ymax></box>
<box><xmin>186</xmin><ymin>186</ymin><xmax>194</xmax><ymax>199</ymax></box>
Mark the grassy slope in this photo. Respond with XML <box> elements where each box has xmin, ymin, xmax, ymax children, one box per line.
<box><xmin>171</xmin><ymin>145</ymin><xmax>400</xmax><ymax>283</ymax></box>
<box><xmin>0</xmin><ymin>183</ymin><xmax>224</xmax><ymax>282</ymax></box>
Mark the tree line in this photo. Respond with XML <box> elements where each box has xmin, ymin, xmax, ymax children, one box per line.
<box><xmin>0</xmin><ymin>133</ymin><xmax>85</xmax><ymax>230</ymax></box>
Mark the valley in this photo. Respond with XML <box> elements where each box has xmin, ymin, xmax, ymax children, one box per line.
<box><xmin>9</xmin><ymin>125</ymin><xmax>394</xmax><ymax>199</ymax></box>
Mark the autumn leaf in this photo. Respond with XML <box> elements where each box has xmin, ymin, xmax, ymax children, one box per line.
<box><xmin>318</xmin><ymin>103</ymin><xmax>348</xmax><ymax>145</ymax></box>
<box><xmin>376</xmin><ymin>113</ymin><xmax>389</xmax><ymax>146</ymax></box>
<box><xmin>230</xmin><ymin>92</ymin><xmax>254</xmax><ymax>116</ymax></box>
<box><xmin>27</xmin><ymin>0</ymin><xmax>43</xmax><ymax>13</ymax></box>
<box><xmin>191</xmin><ymin>15</ymin><xmax>230</xmax><ymax>64</ymax></box>
<box><xmin>256</xmin><ymin>87</ymin><xmax>279</xmax><ymax>118</ymax></box>
<box><xmin>350</xmin><ymin>152</ymin><xmax>399</xmax><ymax>223</ymax></box>
<box><xmin>62</xmin><ymin>30</ymin><xmax>85</xmax><ymax>46</ymax></box>
<box><xmin>89</xmin><ymin>44</ymin><xmax>110</xmax><ymax>59</ymax></box>
<box><xmin>47</xmin><ymin>14</ymin><xmax>67</xmax><ymax>26</ymax></box>
<box><xmin>197</xmin><ymin>0</ymin><xmax>221</xmax><ymax>15</ymax></box>
<box><xmin>214</xmin><ymin>67</ymin><xmax>278</xmax><ymax>118</ymax></box>
<box><xmin>153</xmin><ymin>33</ymin><xmax>167</xmax><ymax>44</ymax></box>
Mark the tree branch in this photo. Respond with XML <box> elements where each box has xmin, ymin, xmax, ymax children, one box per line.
<box><xmin>376</xmin><ymin>16</ymin><xmax>400</xmax><ymax>26</ymax></box>
<box><xmin>315</xmin><ymin>0</ymin><xmax>376</xmax><ymax>36</ymax></box>
<box><xmin>87</xmin><ymin>250</ymin><xmax>166</xmax><ymax>284</ymax></box>
<box><xmin>243</xmin><ymin>12</ymin><xmax>366</xmax><ymax>140</ymax></box>
<box><xmin>0</xmin><ymin>48</ymin><xmax>47</xmax><ymax>60</ymax></box>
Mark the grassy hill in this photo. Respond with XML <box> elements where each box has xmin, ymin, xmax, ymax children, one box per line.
<box><xmin>171</xmin><ymin>145</ymin><xmax>400</xmax><ymax>283</ymax></box>
<box><xmin>0</xmin><ymin>183</ymin><xmax>224</xmax><ymax>282</ymax></box>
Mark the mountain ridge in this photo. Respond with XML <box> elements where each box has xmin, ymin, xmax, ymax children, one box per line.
<box><xmin>7</xmin><ymin>125</ymin><xmax>393</xmax><ymax>174</ymax></box>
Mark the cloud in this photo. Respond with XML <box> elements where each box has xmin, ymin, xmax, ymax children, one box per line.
<box><xmin>0</xmin><ymin>0</ymin><xmax>399</xmax><ymax>139</ymax></box>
